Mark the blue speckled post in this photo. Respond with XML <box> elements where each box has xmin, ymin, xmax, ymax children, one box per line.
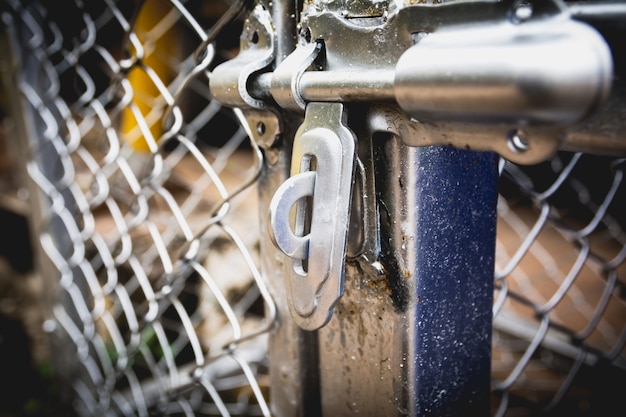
<box><xmin>413</xmin><ymin>146</ymin><xmax>499</xmax><ymax>416</ymax></box>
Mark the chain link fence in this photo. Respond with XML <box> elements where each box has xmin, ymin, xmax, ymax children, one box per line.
<box><xmin>3</xmin><ymin>1</ymin><xmax>275</xmax><ymax>415</ymax></box>
<box><xmin>493</xmin><ymin>153</ymin><xmax>626</xmax><ymax>415</ymax></box>
<box><xmin>0</xmin><ymin>0</ymin><xmax>624</xmax><ymax>416</ymax></box>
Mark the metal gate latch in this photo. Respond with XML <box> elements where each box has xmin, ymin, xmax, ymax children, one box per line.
<box><xmin>269</xmin><ymin>102</ymin><xmax>356</xmax><ymax>331</ymax></box>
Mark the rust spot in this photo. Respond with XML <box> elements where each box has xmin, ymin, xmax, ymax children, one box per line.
<box><xmin>368</xmin><ymin>276</ymin><xmax>392</xmax><ymax>295</ymax></box>
<box><xmin>376</xmin><ymin>255</ymin><xmax>409</xmax><ymax>312</ymax></box>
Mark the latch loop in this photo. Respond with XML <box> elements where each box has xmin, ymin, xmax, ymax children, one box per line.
<box><xmin>269</xmin><ymin>170</ymin><xmax>315</xmax><ymax>261</ymax></box>
<box><xmin>269</xmin><ymin>103</ymin><xmax>356</xmax><ymax>330</ymax></box>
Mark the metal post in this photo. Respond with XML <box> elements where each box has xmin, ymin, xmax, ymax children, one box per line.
<box><xmin>317</xmin><ymin>119</ymin><xmax>499</xmax><ymax>415</ymax></box>
<box><xmin>410</xmin><ymin>146</ymin><xmax>498</xmax><ymax>415</ymax></box>
<box><xmin>261</xmin><ymin>2</ymin><xmax>325</xmax><ymax>417</ymax></box>
<box><xmin>260</xmin><ymin>1</ymin><xmax>500</xmax><ymax>414</ymax></box>
<box><xmin>0</xmin><ymin>6</ymin><xmax>76</xmax><ymax>393</ymax></box>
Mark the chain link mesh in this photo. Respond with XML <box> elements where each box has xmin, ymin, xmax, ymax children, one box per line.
<box><xmin>493</xmin><ymin>154</ymin><xmax>626</xmax><ymax>415</ymax></box>
<box><xmin>2</xmin><ymin>0</ymin><xmax>625</xmax><ymax>416</ymax></box>
<box><xmin>6</xmin><ymin>0</ymin><xmax>274</xmax><ymax>415</ymax></box>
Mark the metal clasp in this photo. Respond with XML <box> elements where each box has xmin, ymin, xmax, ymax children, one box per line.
<box><xmin>269</xmin><ymin>102</ymin><xmax>356</xmax><ymax>330</ymax></box>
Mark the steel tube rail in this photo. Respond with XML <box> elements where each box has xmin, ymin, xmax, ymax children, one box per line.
<box><xmin>250</xmin><ymin>70</ymin><xmax>626</xmax><ymax>158</ymax></box>
<box><xmin>298</xmin><ymin>70</ymin><xmax>396</xmax><ymax>102</ymax></box>
<box><xmin>252</xmin><ymin>71</ymin><xmax>396</xmax><ymax>102</ymax></box>
<box><xmin>249</xmin><ymin>18</ymin><xmax>612</xmax><ymax>128</ymax></box>
<box><xmin>250</xmin><ymin>71</ymin><xmax>396</xmax><ymax>102</ymax></box>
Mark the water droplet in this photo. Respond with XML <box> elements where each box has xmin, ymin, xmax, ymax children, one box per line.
<box><xmin>192</xmin><ymin>367</ymin><xmax>204</xmax><ymax>380</ymax></box>
<box><xmin>42</xmin><ymin>319</ymin><xmax>57</xmax><ymax>333</ymax></box>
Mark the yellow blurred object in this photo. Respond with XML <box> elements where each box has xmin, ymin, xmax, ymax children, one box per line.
<box><xmin>121</xmin><ymin>0</ymin><xmax>180</xmax><ymax>152</ymax></box>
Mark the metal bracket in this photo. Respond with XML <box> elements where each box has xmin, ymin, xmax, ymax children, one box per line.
<box><xmin>269</xmin><ymin>102</ymin><xmax>356</xmax><ymax>330</ymax></box>
<box><xmin>209</xmin><ymin>4</ymin><xmax>275</xmax><ymax>110</ymax></box>
<box><xmin>271</xmin><ymin>40</ymin><xmax>323</xmax><ymax>112</ymax></box>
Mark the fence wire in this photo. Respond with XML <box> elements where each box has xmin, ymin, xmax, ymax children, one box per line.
<box><xmin>5</xmin><ymin>1</ymin><xmax>275</xmax><ymax>416</ymax></box>
<box><xmin>493</xmin><ymin>154</ymin><xmax>626</xmax><ymax>415</ymax></box>
<box><xmin>1</xmin><ymin>0</ymin><xmax>625</xmax><ymax>416</ymax></box>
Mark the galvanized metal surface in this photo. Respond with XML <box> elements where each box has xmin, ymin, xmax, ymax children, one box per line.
<box><xmin>269</xmin><ymin>102</ymin><xmax>356</xmax><ymax>330</ymax></box>
<box><xmin>214</xmin><ymin>0</ymin><xmax>626</xmax><ymax>165</ymax></box>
